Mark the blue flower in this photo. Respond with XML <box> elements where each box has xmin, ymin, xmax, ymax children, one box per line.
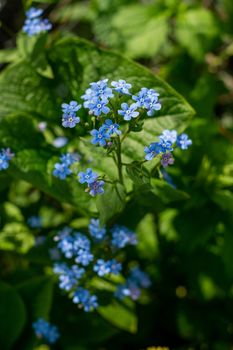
<box><xmin>60</xmin><ymin>153</ymin><xmax>80</xmax><ymax>166</ymax></box>
<box><xmin>53</xmin><ymin>136</ymin><xmax>68</xmax><ymax>148</ymax></box>
<box><xmin>177</xmin><ymin>133</ymin><xmax>192</xmax><ymax>150</ymax></box>
<box><xmin>132</xmin><ymin>88</ymin><xmax>150</xmax><ymax>107</ymax></box>
<box><xmin>111</xmin><ymin>225</ymin><xmax>137</xmax><ymax>248</ymax></box>
<box><xmin>62</xmin><ymin>113</ymin><xmax>80</xmax><ymax>128</ymax></box>
<box><xmin>159</xmin><ymin>130</ymin><xmax>177</xmax><ymax>143</ymax></box>
<box><xmin>61</xmin><ymin>101</ymin><xmax>81</xmax><ymax>128</ymax></box>
<box><xmin>72</xmin><ymin>288</ymin><xmax>98</xmax><ymax>312</ymax></box>
<box><xmin>144</xmin><ymin>96</ymin><xmax>161</xmax><ymax>116</ymax></box>
<box><xmin>161</xmin><ymin>152</ymin><xmax>174</xmax><ymax>168</ymax></box>
<box><xmin>111</xmin><ymin>80</ymin><xmax>132</xmax><ymax>94</ymax></box>
<box><xmin>102</xmin><ymin>119</ymin><xmax>121</xmax><ymax>136</ymax></box>
<box><xmin>128</xmin><ymin>267</ymin><xmax>151</xmax><ymax>288</ymax></box>
<box><xmin>0</xmin><ymin>148</ymin><xmax>14</xmax><ymax>171</ymax></box>
<box><xmin>32</xmin><ymin>318</ymin><xmax>60</xmax><ymax>344</ymax></box>
<box><xmin>114</xmin><ymin>285</ymin><xmax>131</xmax><ymax>300</ymax></box>
<box><xmin>107</xmin><ymin>259</ymin><xmax>122</xmax><ymax>275</ymax></box>
<box><xmin>115</xmin><ymin>283</ymin><xmax>141</xmax><ymax>301</ymax></box>
<box><xmin>90</xmin><ymin>126</ymin><xmax>110</xmax><ymax>146</ymax></box>
<box><xmin>28</xmin><ymin>215</ymin><xmax>42</xmax><ymax>228</ymax></box>
<box><xmin>53</xmin><ymin>163</ymin><xmax>71</xmax><ymax>180</ymax></box>
<box><xmin>88</xmin><ymin>98</ymin><xmax>110</xmax><ymax>117</ymax></box>
<box><xmin>61</xmin><ymin>101</ymin><xmax>81</xmax><ymax>114</ymax></box>
<box><xmin>54</xmin><ymin>227</ymin><xmax>72</xmax><ymax>242</ymax></box>
<box><xmin>81</xmin><ymin>80</ymin><xmax>112</xmax><ymax>116</ymax></box>
<box><xmin>88</xmin><ymin>180</ymin><xmax>105</xmax><ymax>196</ymax></box>
<box><xmin>118</xmin><ymin>103</ymin><xmax>139</xmax><ymax>121</ymax></box>
<box><xmin>26</xmin><ymin>7</ymin><xmax>43</xmax><ymax>19</ymax></box>
<box><xmin>93</xmin><ymin>260</ymin><xmax>109</xmax><ymax>277</ymax></box>
<box><xmin>57</xmin><ymin>235</ymin><xmax>74</xmax><ymax>258</ymax></box>
<box><xmin>133</xmin><ymin>88</ymin><xmax>161</xmax><ymax>115</ymax></box>
<box><xmin>89</xmin><ymin>219</ymin><xmax>106</xmax><ymax>241</ymax></box>
<box><xmin>89</xmin><ymin>79</ymin><xmax>113</xmax><ymax>99</ymax></box>
<box><xmin>75</xmin><ymin>249</ymin><xmax>94</xmax><ymax>266</ymax></box>
<box><xmin>115</xmin><ymin>267</ymin><xmax>151</xmax><ymax>301</ymax></box>
<box><xmin>23</xmin><ymin>17</ymin><xmax>52</xmax><ymax>36</ymax></box>
<box><xmin>0</xmin><ymin>156</ymin><xmax>9</xmax><ymax>170</ymax></box>
<box><xmin>73</xmin><ymin>232</ymin><xmax>91</xmax><ymax>251</ymax></box>
<box><xmin>93</xmin><ymin>259</ymin><xmax>111</xmax><ymax>276</ymax></box>
<box><xmin>78</xmin><ymin>168</ymin><xmax>98</xmax><ymax>184</ymax></box>
<box><xmin>54</xmin><ymin>263</ymin><xmax>85</xmax><ymax>291</ymax></box>
<box><xmin>158</xmin><ymin>138</ymin><xmax>173</xmax><ymax>152</ymax></box>
<box><xmin>144</xmin><ymin>142</ymin><xmax>163</xmax><ymax>161</ymax></box>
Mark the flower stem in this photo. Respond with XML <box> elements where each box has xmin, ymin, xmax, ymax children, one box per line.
<box><xmin>116</xmin><ymin>136</ymin><xmax>124</xmax><ymax>185</ymax></box>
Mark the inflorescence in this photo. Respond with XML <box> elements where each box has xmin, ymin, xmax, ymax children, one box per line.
<box><xmin>0</xmin><ymin>148</ymin><xmax>14</xmax><ymax>171</ymax></box>
<box><xmin>32</xmin><ymin>318</ymin><xmax>60</xmax><ymax>344</ymax></box>
<box><xmin>144</xmin><ymin>130</ymin><xmax>192</xmax><ymax>168</ymax></box>
<box><xmin>23</xmin><ymin>7</ymin><xmax>52</xmax><ymax>36</ymax></box>
<box><xmin>53</xmin><ymin>78</ymin><xmax>192</xmax><ymax>197</ymax></box>
<box><xmin>52</xmin><ymin>219</ymin><xmax>151</xmax><ymax>312</ymax></box>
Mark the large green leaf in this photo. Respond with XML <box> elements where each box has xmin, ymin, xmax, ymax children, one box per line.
<box><xmin>0</xmin><ymin>36</ymin><xmax>194</xmax><ymax>219</ymax></box>
<box><xmin>0</xmin><ymin>281</ymin><xmax>26</xmax><ymax>350</ymax></box>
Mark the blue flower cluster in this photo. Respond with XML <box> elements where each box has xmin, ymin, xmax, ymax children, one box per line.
<box><xmin>132</xmin><ymin>87</ymin><xmax>161</xmax><ymax>116</ymax></box>
<box><xmin>90</xmin><ymin>119</ymin><xmax>121</xmax><ymax>147</ymax></box>
<box><xmin>81</xmin><ymin>79</ymin><xmax>112</xmax><ymax>116</ymax></box>
<box><xmin>111</xmin><ymin>225</ymin><xmax>137</xmax><ymax>248</ymax></box>
<box><xmin>93</xmin><ymin>258</ymin><xmax>122</xmax><ymax>276</ymax></box>
<box><xmin>89</xmin><ymin>219</ymin><xmax>106</xmax><ymax>241</ymax></box>
<box><xmin>80</xmin><ymin>79</ymin><xmax>161</xmax><ymax>123</ymax></box>
<box><xmin>0</xmin><ymin>148</ymin><xmax>14</xmax><ymax>171</ymax></box>
<box><xmin>73</xmin><ymin>288</ymin><xmax>98</xmax><ymax>312</ymax></box>
<box><xmin>53</xmin><ymin>153</ymin><xmax>79</xmax><ymax>180</ymax></box>
<box><xmin>23</xmin><ymin>7</ymin><xmax>52</xmax><ymax>36</ymax></box>
<box><xmin>78</xmin><ymin>168</ymin><xmax>105</xmax><ymax>196</ymax></box>
<box><xmin>54</xmin><ymin>263</ymin><xmax>85</xmax><ymax>291</ymax></box>
<box><xmin>61</xmin><ymin>101</ymin><xmax>82</xmax><ymax>128</ymax></box>
<box><xmin>52</xmin><ymin>219</ymin><xmax>149</xmax><ymax>311</ymax></box>
<box><xmin>144</xmin><ymin>130</ymin><xmax>192</xmax><ymax>167</ymax></box>
<box><xmin>32</xmin><ymin>318</ymin><xmax>60</xmax><ymax>344</ymax></box>
<box><xmin>111</xmin><ymin>80</ymin><xmax>132</xmax><ymax>94</ymax></box>
<box><xmin>115</xmin><ymin>267</ymin><xmax>151</xmax><ymax>301</ymax></box>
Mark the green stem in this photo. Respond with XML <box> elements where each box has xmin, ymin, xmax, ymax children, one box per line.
<box><xmin>116</xmin><ymin>136</ymin><xmax>124</xmax><ymax>185</ymax></box>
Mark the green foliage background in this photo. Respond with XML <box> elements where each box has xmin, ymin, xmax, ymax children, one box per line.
<box><xmin>0</xmin><ymin>0</ymin><xmax>233</xmax><ymax>349</ymax></box>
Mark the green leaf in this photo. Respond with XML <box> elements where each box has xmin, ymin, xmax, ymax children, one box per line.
<box><xmin>151</xmin><ymin>178</ymin><xmax>190</xmax><ymax>203</ymax></box>
<box><xmin>0</xmin><ymin>113</ymin><xmax>45</xmax><ymax>150</ymax></box>
<box><xmin>176</xmin><ymin>8</ymin><xmax>220</xmax><ymax>61</ymax></box>
<box><xmin>0</xmin><ymin>222</ymin><xmax>34</xmax><ymax>253</ymax></box>
<box><xmin>112</xmin><ymin>5</ymin><xmax>169</xmax><ymax>58</ymax></box>
<box><xmin>98</xmin><ymin>299</ymin><xmax>137</xmax><ymax>333</ymax></box>
<box><xmin>16</xmin><ymin>276</ymin><xmax>54</xmax><ymax>320</ymax></box>
<box><xmin>96</xmin><ymin>183</ymin><xmax>126</xmax><ymax>225</ymax></box>
<box><xmin>0</xmin><ymin>48</ymin><xmax>19</xmax><ymax>64</ymax></box>
<box><xmin>211</xmin><ymin>190</ymin><xmax>233</xmax><ymax>214</ymax></box>
<box><xmin>0</xmin><ymin>281</ymin><xmax>26</xmax><ymax>350</ymax></box>
<box><xmin>126</xmin><ymin>161</ymin><xmax>150</xmax><ymax>186</ymax></box>
<box><xmin>136</xmin><ymin>213</ymin><xmax>158</xmax><ymax>259</ymax></box>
